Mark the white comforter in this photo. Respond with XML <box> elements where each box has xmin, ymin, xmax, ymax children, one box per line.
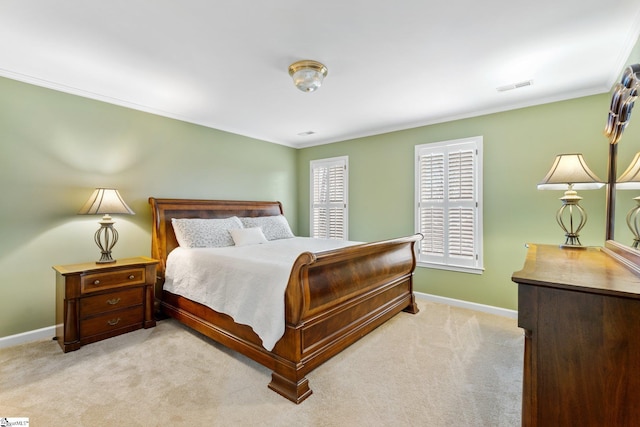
<box><xmin>164</xmin><ymin>237</ymin><xmax>358</xmax><ymax>351</ymax></box>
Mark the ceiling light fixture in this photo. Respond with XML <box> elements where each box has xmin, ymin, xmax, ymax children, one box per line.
<box><xmin>288</xmin><ymin>60</ymin><xmax>328</xmax><ymax>93</ymax></box>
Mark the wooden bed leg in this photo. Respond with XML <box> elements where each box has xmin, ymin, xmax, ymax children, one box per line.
<box><xmin>403</xmin><ymin>295</ymin><xmax>420</xmax><ymax>314</ymax></box>
<box><xmin>268</xmin><ymin>372</ymin><xmax>313</xmax><ymax>404</ymax></box>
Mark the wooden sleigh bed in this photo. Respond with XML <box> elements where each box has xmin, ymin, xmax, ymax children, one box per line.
<box><xmin>149</xmin><ymin>197</ymin><xmax>421</xmax><ymax>403</ymax></box>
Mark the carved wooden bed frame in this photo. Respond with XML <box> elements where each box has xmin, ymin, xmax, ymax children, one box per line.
<box><xmin>149</xmin><ymin>197</ymin><xmax>421</xmax><ymax>403</ymax></box>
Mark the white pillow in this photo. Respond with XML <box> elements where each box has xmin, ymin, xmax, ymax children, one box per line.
<box><xmin>239</xmin><ymin>215</ymin><xmax>294</xmax><ymax>240</ymax></box>
<box><xmin>171</xmin><ymin>217</ymin><xmax>243</xmax><ymax>248</ymax></box>
<box><xmin>230</xmin><ymin>227</ymin><xmax>268</xmax><ymax>246</ymax></box>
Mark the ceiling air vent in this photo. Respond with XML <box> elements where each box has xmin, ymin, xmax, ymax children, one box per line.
<box><xmin>496</xmin><ymin>80</ymin><xmax>533</xmax><ymax>92</ymax></box>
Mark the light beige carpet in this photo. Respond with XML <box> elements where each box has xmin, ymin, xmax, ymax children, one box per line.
<box><xmin>0</xmin><ymin>301</ymin><xmax>523</xmax><ymax>426</ymax></box>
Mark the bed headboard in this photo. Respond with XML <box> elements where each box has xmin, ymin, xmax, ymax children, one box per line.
<box><xmin>148</xmin><ymin>197</ymin><xmax>284</xmax><ymax>280</ymax></box>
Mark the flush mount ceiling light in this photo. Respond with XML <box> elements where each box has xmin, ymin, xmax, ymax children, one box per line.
<box><xmin>288</xmin><ymin>60</ymin><xmax>328</xmax><ymax>93</ymax></box>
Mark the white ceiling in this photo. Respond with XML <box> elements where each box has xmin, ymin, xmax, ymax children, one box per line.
<box><xmin>2</xmin><ymin>1</ymin><xmax>640</xmax><ymax>148</ymax></box>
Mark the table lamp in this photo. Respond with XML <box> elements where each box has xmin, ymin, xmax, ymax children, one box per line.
<box><xmin>78</xmin><ymin>188</ymin><xmax>135</xmax><ymax>263</ymax></box>
<box><xmin>616</xmin><ymin>151</ymin><xmax>640</xmax><ymax>248</ymax></box>
<box><xmin>537</xmin><ymin>153</ymin><xmax>604</xmax><ymax>247</ymax></box>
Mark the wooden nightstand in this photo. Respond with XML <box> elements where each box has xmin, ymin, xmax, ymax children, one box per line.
<box><xmin>53</xmin><ymin>257</ymin><xmax>158</xmax><ymax>352</ymax></box>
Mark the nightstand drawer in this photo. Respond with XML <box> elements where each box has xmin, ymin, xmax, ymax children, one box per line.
<box><xmin>81</xmin><ymin>267</ymin><xmax>145</xmax><ymax>293</ymax></box>
<box><xmin>81</xmin><ymin>306</ymin><xmax>144</xmax><ymax>337</ymax></box>
<box><xmin>80</xmin><ymin>287</ymin><xmax>143</xmax><ymax>317</ymax></box>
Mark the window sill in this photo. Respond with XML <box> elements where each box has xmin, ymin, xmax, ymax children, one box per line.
<box><xmin>417</xmin><ymin>261</ymin><xmax>484</xmax><ymax>275</ymax></box>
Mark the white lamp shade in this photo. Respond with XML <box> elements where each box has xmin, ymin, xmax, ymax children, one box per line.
<box><xmin>537</xmin><ymin>153</ymin><xmax>604</xmax><ymax>190</ymax></box>
<box><xmin>78</xmin><ymin>188</ymin><xmax>135</xmax><ymax>215</ymax></box>
<box><xmin>617</xmin><ymin>151</ymin><xmax>640</xmax><ymax>189</ymax></box>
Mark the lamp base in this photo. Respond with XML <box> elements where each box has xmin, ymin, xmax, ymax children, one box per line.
<box><xmin>556</xmin><ymin>191</ymin><xmax>587</xmax><ymax>248</ymax></box>
<box><xmin>96</xmin><ymin>254</ymin><xmax>117</xmax><ymax>264</ymax></box>
<box><xmin>626</xmin><ymin>198</ymin><xmax>640</xmax><ymax>249</ymax></box>
<box><xmin>558</xmin><ymin>244</ymin><xmax>588</xmax><ymax>250</ymax></box>
<box><xmin>94</xmin><ymin>216</ymin><xmax>119</xmax><ymax>264</ymax></box>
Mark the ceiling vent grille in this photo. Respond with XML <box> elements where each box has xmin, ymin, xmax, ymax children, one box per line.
<box><xmin>496</xmin><ymin>80</ymin><xmax>533</xmax><ymax>92</ymax></box>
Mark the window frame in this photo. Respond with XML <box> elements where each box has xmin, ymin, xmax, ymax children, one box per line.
<box><xmin>310</xmin><ymin>156</ymin><xmax>349</xmax><ymax>240</ymax></box>
<box><xmin>415</xmin><ymin>136</ymin><xmax>484</xmax><ymax>274</ymax></box>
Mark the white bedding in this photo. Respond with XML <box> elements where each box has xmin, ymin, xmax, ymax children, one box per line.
<box><xmin>164</xmin><ymin>237</ymin><xmax>358</xmax><ymax>351</ymax></box>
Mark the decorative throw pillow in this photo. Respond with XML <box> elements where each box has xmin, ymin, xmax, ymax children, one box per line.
<box><xmin>171</xmin><ymin>217</ymin><xmax>243</xmax><ymax>248</ymax></box>
<box><xmin>230</xmin><ymin>227</ymin><xmax>269</xmax><ymax>246</ymax></box>
<box><xmin>239</xmin><ymin>215</ymin><xmax>295</xmax><ymax>240</ymax></box>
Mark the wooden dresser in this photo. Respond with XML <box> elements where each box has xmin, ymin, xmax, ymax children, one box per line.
<box><xmin>512</xmin><ymin>243</ymin><xmax>640</xmax><ymax>426</ymax></box>
<box><xmin>53</xmin><ymin>257</ymin><xmax>158</xmax><ymax>352</ymax></box>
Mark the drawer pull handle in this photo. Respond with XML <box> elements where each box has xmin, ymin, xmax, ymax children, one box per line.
<box><xmin>93</xmin><ymin>280</ymin><xmax>100</xmax><ymax>285</ymax></box>
<box><xmin>106</xmin><ymin>298</ymin><xmax>121</xmax><ymax>305</ymax></box>
<box><xmin>128</xmin><ymin>275</ymin><xmax>135</xmax><ymax>280</ymax></box>
<box><xmin>107</xmin><ymin>318</ymin><xmax>121</xmax><ymax>326</ymax></box>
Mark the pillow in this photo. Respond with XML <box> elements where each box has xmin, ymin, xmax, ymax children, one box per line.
<box><xmin>239</xmin><ymin>215</ymin><xmax>294</xmax><ymax>240</ymax></box>
<box><xmin>171</xmin><ymin>216</ymin><xmax>243</xmax><ymax>248</ymax></box>
<box><xmin>230</xmin><ymin>227</ymin><xmax>268</xmax><ymax>246</ymax></box>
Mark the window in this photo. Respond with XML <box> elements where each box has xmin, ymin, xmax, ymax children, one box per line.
<box><xmin>310</xmin><ymin>156</ymin><xmax>348</xmax><ymax>239</ymax></box>
<box><xmin>415</xmin><ymin>137</ymin><xmax>483</xmax><ymax>273</ymax></box>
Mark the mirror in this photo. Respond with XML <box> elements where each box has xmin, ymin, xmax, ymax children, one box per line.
<box><xmin>614</xmin><ymin>148</ymin><xmax>640</xmax><ymax>247</ymax></box>
<box><xmin>605</xmin><ymin>64</ymin><xmax>640</xmax><ymax>265</ymax></box>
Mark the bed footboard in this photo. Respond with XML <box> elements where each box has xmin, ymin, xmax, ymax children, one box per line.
<box><xmin>269</xmin><ymin>234</ymin><xmax>422</xmax><ymax>402</ymax></box>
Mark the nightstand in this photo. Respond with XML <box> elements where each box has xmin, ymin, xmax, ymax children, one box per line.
<box><xmin>53</xmin><ymin>256</ymin><xmax>158</xmax><ymax>352</ymax></box>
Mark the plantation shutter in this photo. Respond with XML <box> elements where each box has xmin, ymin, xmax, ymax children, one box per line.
<box><xmin>311</xmin><ymin>157</ymin><xmax>348</xmax><ymax>240</ymax></box>
<box><xmin>416</xmin><ymin>138</ymin><xmax>482</xmax><ymax>272</ymax></box>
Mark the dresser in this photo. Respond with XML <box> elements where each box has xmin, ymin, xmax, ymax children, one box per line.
<box><xmin>512</xmin><ymin>243</ymin><xmax>640</xmax><ymax>427</ymax></box>
<box><xmin>53</xmin><ymin>257</ymin><xmax>158</xmax><ymax>352</ymax></box>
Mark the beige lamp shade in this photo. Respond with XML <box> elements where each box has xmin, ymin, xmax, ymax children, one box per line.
<box><xmin>537</xmin><ymin>153</ymin><xmax>604</xmax><ymax>190</ymax></box>
<box><xmin>616</xmin><ymin>151</ymin><xmax>640</xmax><ymax>189</ymax></box>
<box><xmin>78</xmin><ymin>188</ymin><xmax>135</xmax><ymax>215</ymax></box>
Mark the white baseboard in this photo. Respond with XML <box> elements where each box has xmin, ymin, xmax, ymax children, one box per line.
<box><xmin>415</xmin><ymin>291</ymin><xmax>518</xmax><ymax>319</ymax></box>
<box><xmin>0</xmin><ymin>325</ymin><xmax>56</xmax><ymax>349</ymax></box>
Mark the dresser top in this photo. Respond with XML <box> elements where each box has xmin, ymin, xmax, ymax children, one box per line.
<box><xmin>512</xmin><ymin>243</ymin><xmax>640</xmax><ymax>299</ymax></box>
<box><xmin>53</xmin><ymin>256</ymin><xmax>158</xmax><ymax>275</ymax></box>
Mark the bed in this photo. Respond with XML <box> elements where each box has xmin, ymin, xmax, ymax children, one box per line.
<box><xmin>149</xmin><ymin>197</ymin><xmax>421</xmax><ymax>403</ymax></box>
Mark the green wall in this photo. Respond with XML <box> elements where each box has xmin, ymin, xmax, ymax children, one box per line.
<box><xmin>0</xmin><ymin>76</ymin><xmax>298</xmax><ymax>338</ymax></box>
<box><xmin>297</xmin><ymin>93</ymin><xmax>640</xmax><ymax>310</ymax></box>
<box><xmin>4</xmin><ymin>47</ymin><xmax>640</xmax><ymax>339</ymax></box>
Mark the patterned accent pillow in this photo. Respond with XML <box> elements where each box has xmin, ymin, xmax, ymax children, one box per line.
<box><xmin>239</xmin><ymin>215</ymin><xmax>294</xmax><ymax>240</ymax></box>
<box><xmin>171</xmin><ymin>217</ymin><xmax>243</xmax><ymax>248</ymax></box>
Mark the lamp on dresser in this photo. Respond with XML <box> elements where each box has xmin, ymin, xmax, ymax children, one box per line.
<box><xmin>537</xmin><ymin>153</ymin><xmax>604</xmax><ymax>247</ymax></box>
<box><xmin>78</xmin><ymin>188</ymin><xmax>135</xmax><ymax>263</ymax></box>
<box><xmin>616</xmin><ymin>151</ymin><xmax>640</xmax><ymax>248</ymax></box>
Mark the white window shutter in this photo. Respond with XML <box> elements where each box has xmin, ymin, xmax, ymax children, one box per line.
<box><xmin>311</xmin><ymin>157</ymin><xmax>348</xmax><ymax>240</ymax></box>
<box><xmin>418</xmin><ymin>152</ymin><xmax>445</xmax><ymax>256</ymax></box>
<box><xmin>416</xmin><ymin>137</ymin><xmax>483</xmax><ymax>273</ymax></box>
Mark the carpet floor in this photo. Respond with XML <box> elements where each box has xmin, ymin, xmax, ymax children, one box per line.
<box><xmin>0</xmin><ymin>301</ymin><xmax>523</xmax><ymax>426</ymax></box>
